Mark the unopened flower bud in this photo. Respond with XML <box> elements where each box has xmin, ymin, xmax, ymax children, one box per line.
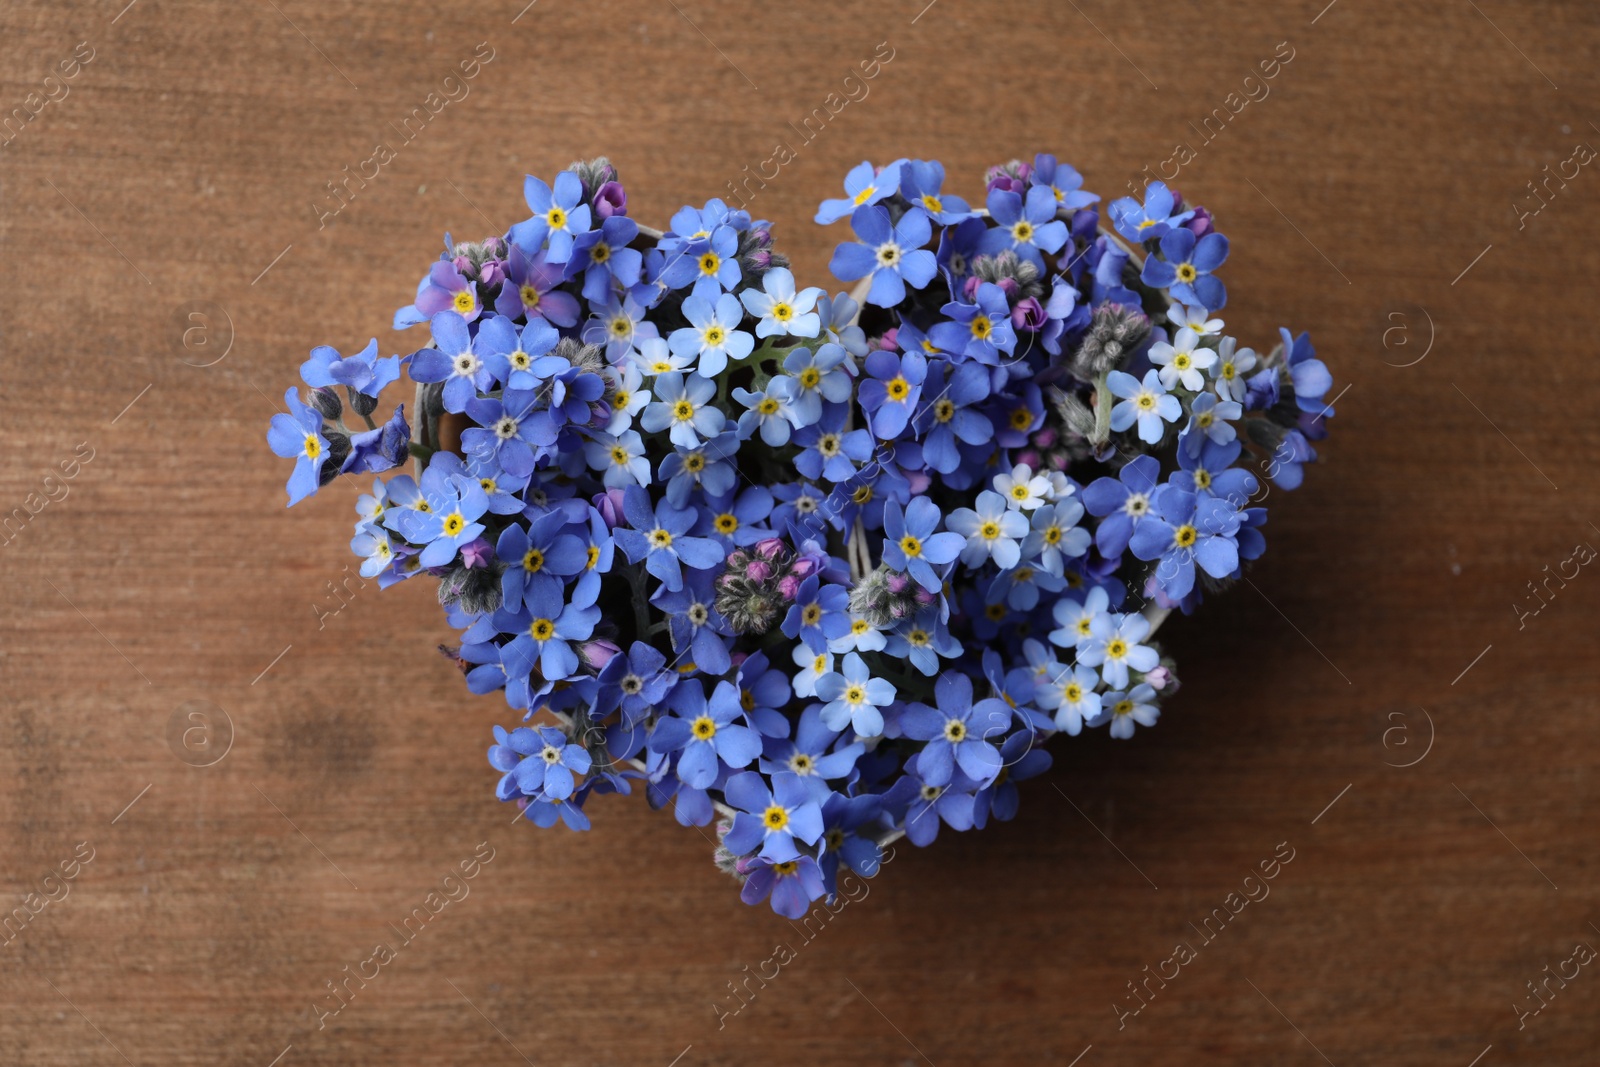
<box><xmin>581</xmin><ymin>638</ymin><xmax>622</xmax><ymax>670</ymax></box>
<box><xmin>460</xmin><ymin>537</ymin><xmax>494</xmax><ymax>569</ymax></box>
<box><xmin>345</xmin><ymin>386</ymin><xmax>379</xmax><ymax>418</ymax></box>
<box><xmin>309</xmin><ymin>387</ymin><xmax>342</xmax><ymax>421</ymax></box>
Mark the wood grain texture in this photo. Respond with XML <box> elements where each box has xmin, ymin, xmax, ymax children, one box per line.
<box><xmin>3</xmin><ymin>1</ymin><xmax>1598</xmax><ymax>1064</ymax></box>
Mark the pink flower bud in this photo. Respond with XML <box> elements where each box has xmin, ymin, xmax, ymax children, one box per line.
<box><xmin>1145</xmin><ymin>666</ymin><xmax>1172</xmax><ymax>691</ymax></box>
<box><xmin>776</xmin><ymin>575</ymin><xmax>801</xmax><ymax>600</ymax></box>
<box><xmin>754</xmin><ymin>537</ymin><xmax>787</xmax><ymax>560</ymax></box>
<box><xmin>1033</xmin><ymin>427</ymin><xmax>1058</xmax><ymax>449</ymax></box>
<box><xmin>580</xmin><ymin>638</ymin><xmax>622</xmax><ymax>670</ymax></box>
<box><xmin>745</xmin><ymin>560</ymin><xmax>773</xmax><ymax>582</ymax></box>
<box><xmin>1017</xmin><ymin>449</ymin><xmax>1041</xmax><ymax>470</ymax></box>
<box><xmin>914</xmin><ymin>588</ymin><xmax>936</xmax><ymax>605</ymax></box>
<box><xmin>592</xmin><ymin>488</ymin><xmax>627</xmax><ymax>530</ymax></box>
<box><xmin>1012</xmin><ymin>296</ymin><xmax>1047</xmax><ymax>331</ymax></box>
<box><xmin>460</xmin><ymin>537</ymin><xmax>494</xmax><ymax>569</ymax></box>
<box><xmin>592</xmin><ymin>180</ymin><xmax>627</xmax><ymax>220</ymax></box>
<box><xmin>788</xmin><ymin>557</ymin><xmax>818</xmax><ymax>581</ymax></box>
<box><xmin>886</xmin><ymin>573</ymin><xmax>909</xmax><ymax>594</ymax></box>
<box><xmin>906</xmin><ymin>470</ymin><xmax>932</xmax><ymax>496</ymax></box>
<box><xmin>962</xmin><ymin>275</ymin><xmax>982</xmax><ymax>300</ymax></box>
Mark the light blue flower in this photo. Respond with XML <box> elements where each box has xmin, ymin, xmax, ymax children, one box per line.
<box><xmin>668</xmin><ymin>278</ymin><xmax>755</xmax><ymax>376</ymax></box>
<box><xmin>739</xmin><ymin>267</ymin><xmax>823</xmax><ymax>339</ymax></box>
<box><xmin>1108</xmin><ymin>368</ymin><xmax>1183</xmax><ymax>444</ymax></box>
<box><xmin>640</xmin><ymin>372</ymin><xmax>724</xmax><ymax>448</ymax></box>
<box><xmin>815</xmin><ymin>159</ymin><xmax>905</xmax><ymax>225</ymax></box>
<box><xmin>828</xmin><ymin>205</ymin><xmax>937</xmax><ymax>308</ymax></box>
<box><xmin>815</xmin><ymin>652</ymin><xmax>897</xmax><ymax>738</ymax></box>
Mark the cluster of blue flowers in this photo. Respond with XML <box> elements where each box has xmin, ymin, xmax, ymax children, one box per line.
<box><xmin>268</xmin><ymin>155</ymin><xmax>1334</xmax><ymax>918</ymax></box>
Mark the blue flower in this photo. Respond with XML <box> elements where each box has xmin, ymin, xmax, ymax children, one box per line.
<box><xmin>733</xmin><ymin>378</ymin><xmax>799</xmax><ymax>446</ymax></box>
<box><xmin>695</xmin><ymin>485</ymin><xmax>774</xmax><ymax>549</ymax></box>
<box><xmin>1107</xmin><ymin>369</ymin><xmax>1183</xmax><ymax>444</ymax></box>
<box><xmin>816</xmin><ymin>792</ymin><xmax>885</xmax><ymax>895</ymax></box>
<box><xmin>393</xmin><ymin>462</ymin><xmax>490</xmax><ymax>567</ymax></box>
<box><xmin>898</xmin><ymin>159</ymin><xmax>974</xmax><ymax>224</ymax></box>
<box><xmin>651</xmin><ymin>569</ymin><xmax>735</xmax><ymax>675</ymax></box>
<box><xmin>1021</xmin><ymin>499</ymin><xmax>1091</xmax><ymax>576</ymax></box>
<box><xmin>979</xmin><ymin>730</ymin><xmax>1053</xmax><ymax>823</ymax></box>
<box><xmin>740</xmin><ymin>856</ymin><xmax>827</xmax><ymax>919</ymax></box>
<box><xmin>1048</xmin><ymin>585</ymin><xmax>1112</xmax><ymax>651</ymax></box>
<box><xmin>497</xmin><ymin>575</ymin><xmax>601</xmax><ymax>682</ymax></box>
<box><xmin>781</xmin><ymin>574</ymin><xmax>852</xmax><ymax>652</ymax></box>
<box><xmin>1035</xmin><ymin>663</ymin><xmax>1103</xmax><ymax>735</ymax></box>
<box><xmin>722</xmin><ymin>770</ymin><xmax>825</xmax><ymax>862</ymax></box>
<box><xmin>490</xmin><ymin>725</ymin><xmax>593</xmax><ymax>801</ymax></box>
<box><xmin>497</xmin><ymin>510</ymin><xmax>587</xmax><ymax>610</ymax></box>
<box><xmin>915</xmin><ymin>361</ymin><xmax>993</xmax><ymax>474</ymax></box>
<box><xmin>828</xmin><ymin>205</ymin><xmax>936</xmax><ymax>308</ymax></box>
<box><xmin>930</xmin><ymin>282</ymin><xmax>1017</xmax><ymax>365</ymax></box>
<box><xmin>901</xmin><ymin>672</ymin><xmax>1010</xmax><ymax>786</ymax></box>
<box><xmin>667</xmin><ymin>278</ymin><xmax>754</xmax><ymax>377</ymax></box>
<box><xmin>1142</xmin><ymin>227</ymin><xmax>1229</xmax><ymax>310</ymax></box>
<box><xmin>408</xmin><ymin>312</ymin><xmax>493</xmax><ymax>413</ymax></box>
<box><xmin>571</xmin><ymin>214</ymin><xmax>642</xmax><ymax>304</ymax></box>
<box><xmin>1172</xmin><ymin>437</ymin><xmax>1257</xmax><ymax>505</ymax></box>
<box><xmin>896</xmin><ymin>762</ymin><xmax>980</xmax><ymax>847</ymax></box>
<box><xmin>1281</xmin><ymin>328</ymin><xmax>1334</xmax><ymax>415</ymax></box>
<box><xmin>815</xmin><ymin>159</ymin><xmax>904</xmax><ymax>225</ymax></box>
<box><xmin>658</xmin><ymin>430</ymin><xmax>739</xmax><ymax>507</ymax></box>
<box><xmin>734</xmin><ymin>652</ymin><xmax>795</xmax><ymax>738</ymax></box>
<box><xmin>640</xmin><ymin>372</ymin><xmax>724</xmax><ymax>448</ymax></box>
<box><xmin>759</xmin><ymin>704</ymin><xmax>864</xmax><ymax>783</ymax></box>
<box><xmin>476</xmin><ymin>315</ymin><xmax>565</xmax><ymax>391</ymax></box>
<box><xmin>979</xmin><ymin>184</ymin><xmax>1070</xmax><ymax>269</ymax></box>
<box><xmin>1080</xmin><ymin>454</ymin><xmax>1161</xmax><ymax>557</ymax></box>
<box><xmin>793</xmin><ymin>403</ymin><xmax>874</xmax><ymax>482</ymax></box>
<box><xmin>299</xmin><ymin>338</ymin><xmax>401</xmax><ymax>398</ymax></box>
<box><xmin>583</xmin><ymin>293</ymin><xmax>659</xmax><ymax>362</ymax></box>
<box><xmin>648</xmin><ymin>679</ymin><xmax>762</xmax><ymax>789</ymax></box>
<box><xmin>341</xmin><ymin>405</ymin><xmax>410</xmax><ymax>476</ymax></box>
<box><xmin>1030</xmin><ymin>153</ymin><xmax>1098</xmax><ymax>212</ymax></box>
<box><xmin>509</xmin><ymin>170</ymin><xmax>593</xmax><ymax>263</ymax></box>
<box><xmin>884</xmin><ymin>609</ymin><xmax>958</xmax><ymax>677</ymax></box>
<box><xmin>1101</xmin><ymin>683</ymin><xmax>1160</xmax><ymax>739</ymax></box>
<box><xmin>881</xmin><ymin>497</ymin><xmax>964</xmax><ymax>593</ymax></box>
<box><xmin>611</xmin><ymin>485</ymin><xmax>724</xmax><ymax>591</ymax></box>
<box><xmin>1078</xmin><ymin>611</ymin><xmax>1159</xmax><ymax>689</ymax></box>
<box><xmin>349</xmin><ymin>527</ymin><xmax>394</xmax><ymax>578</ymax></box>
<box><xmin>815</xmin><ymin>652</ymin><xmax>897</xmax><ymax>738</ymax></box>
<box><xmin>1129</xmin><ymin>487</ymin><xmax>1243</xmax><ymax>599</ymax></box>
<box><xmin>857</xmin><ymin>348</ymin><xmax>926</xmax><ymax>440</ymax></box>
<box><xmin>593</xmin><ymin>640</ymin><xmax>674</xmax><ymax>723</ymax></box>
<box><xmin>779</xmin><ymin>342</ymin><xmax>852</xmax><ymax>426</ymax></box>
<box><xmin>584</xmin><ymin>429</ymin><xmax>651</xmax><ymax>488</ymax></box>
<box><xmin>986</xmin><ymin>558</ymin><xmax>1068</xmax><ymax>611</ymax></box>
<box><xmin>1181</xmin><ymin>392</ymin><xmax>1243</xmax><ymax>457</ymax></box>
<box><xmin>1107</xmin><ymin>180</ymin><xmax>1193</xmax><ymax>242</ymax></box>
<box><xmin>461</xmin><ymin>388</ymin><xmax>552</xmax><ymax>479</ymax></box>
<box><xmin>661</xmin><ymin>224</ymin><xmax>741</xmax><ymax>292</ymax></box>
<box><xmin>739</xmin><ymin>266</ymin><xmax>823</xmax><ymax>339</ymax></box>
<box><xmin>947</xmin><ymin>490</ymin><xmax>1030</xmax><ymax>569</ymax></box>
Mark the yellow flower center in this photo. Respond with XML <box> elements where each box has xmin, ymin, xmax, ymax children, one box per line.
<box><xmin>920</xmin><ymin>194</ymin><xmax>943</xmax><ymax>212</ymax></box>
<box><xmin>1106</xmin><ymin>638</ymin><xmax>1128</xmax><ymax>659</ymax></box>
<box><xmin>943</xmin><ymin>720</ymin><xmax>967</xmax><ymax>742</ymax></box>
<box><xmin>590</xmin><ymin>242</ymin><xmax>610</xmax><ymax>263</ymax></box>
<box><xmin>715</xmin><ymin>513</ymin><xmax>738</xmax><ymax>534</ymax></box>
<box><xmin>763</xmin><ymin>805</ymin><xmax>789</xmax><ymax>830</ymax></box>
<box><xmin>1011</xmin><ymin>220</ymin><xmax>1034</xmax><ymax>243</ymax></box>
<box><xmin>1176</xmin><ymin>263</ymin><xmax>1198</xmax><ymax>283</ymax></box>
<box><xmin>899</xmin><ymin>534</ymin><xmax>923</xmax><ymax>557</ymax></box>
<box><xmin>585</xmin><ymin>544</ymin><xmax>601</xmax><ymax>569</ymax></box>
<box><xmin>510</xmin><ymin>350</ymin><xmax>531</xmax><ymax>370</ymax></box>
<box><xmin>673</xmin><ymin>400</ymin><xmax>695</xmax><ymax>421</ymax></box>
<box><xmin>908</xmin><ymin>628</ymin><xmax>930</xmax><ymax>646</ymax></box>
<box><xmin>704</xmin><ymin>325</ymin><xmax>725</xmax><ymax>346</ymax></box>
<box><xmin>303</xmin><ymin>434</ymin><xmax>321</xmax><ymax>459</ymax></box>
<box><xmin>699</xmin><ymin>251</ymin><xmax>720</xmax><ymax>275</ymax></box>
<box><xmin>1174</xmin><ymin>524</ymin><xmax>1198</xmax><ymax>548</ymax></box>
<box><xmin>852</xmin><ymin>485</ymin><xmax>873</xmax><ymax>505</ymax></box>
<box><xmin>545</xmin><ymin>206</ymin><xmax>567</xmax><ymax>229</ymax></box>
<box><xmin>1193</xmin><ymin>468</ymin><xmax>1212</xmax><ymax>489</ymax></box>
<box><xmin>843</xmin><ymin>685</ymin><xmax>866</xmax><ymax>705</ymax></box>
<box><xmin>758</xmin><ymin>398</ymin><xmax>780</xmax><ymax>415</ymax></box>
<box><xmin>1010</xmin><ymin>407</ymin><xmax>1032</xmax><ymax>430</ymax></box>
<box><xmin>853</xmin><ymin>185</ymin><xmax>876</xmax><ymax>205</ymax></box>
<box><xmin>442</xmin><ymin>513</ymin><xmax>465</xmax><ymax>536</ymax></box>
<box><xmin>971</xmin><ymin>315</ymin><xmax>992</xmax><ymax>341</ymax></box>
<box><xmin>771</xmin><ymin>302</ymin><xmax>793</xmax><ymax>322</ymax></box>
<box><xmin>520</xmin><ymin>285</ymin><xmax>541</xmax><ymax>308</ymax></box>
<box><xmin>934</xmin><ymin>399</ymin><xmax>955</xmax><ymax>423</ymax></box>
<box><xmin>649</xmin><ymin>528</ymin><xmax>673</xmax><ymax>549</ymax></box>
<box><xmin>451</xmin><ymin>289</ymin><xmax>475</xmax><ymax>315</ymax></box>
<box><xmin>523</xmin><ymin>547</ymin><xmax>544</xmax><ymax>572</ymax></box>
<box><xmin>610</xmin><ymin>445</ymin><xmax>629</xmax><ymax>464</ymax></box>
<box><xmin>886</xmin><ymin>376</ymin><xmax>910</xmax><ymax>401</ymax></box>
<box><xmin>691</xmin><ymin>715</ymin><xmax>717</xmax><ymax>740</ymax></box>
<box><xmin>684</xmin><ymin>453</ymin><xmax>706</xmax><ymax>473</ymax></box>
<box><xmin>979</xmin><ymin>521</ymin><xmax>1000</xmax><ymax>540</ymax></box>
<box><xmin>802</xmin><ymin>603</ymin><xmax>823</xmax><ymax>626</ymax></box>
<box><xmin>799</xmin><ymin>367</ymin><xmax>821</xmax><ymax>388</ymax></box>
<box><xmin>530</xmin><ymin>618</ymin><xmax>555</xmax><ymax>641</ymax></box>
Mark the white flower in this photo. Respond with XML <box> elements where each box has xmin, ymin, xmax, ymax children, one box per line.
<box><xmin>585</xmin><ymin>430</ymin><xmax>650</xmax><ymax>488</ymax></box>
<box><xmin>994</xmin><ymin>463</ymin><xmax>1053</xmax><ymax>510</ymax></box>
<box><xmin>1101</xmin><ymin>683</ymin><xmax>1160</xmax><ymax>739</ymax></box>
<box><xmin>1149</xmin><ymin>327</ymin><xmax>1217</xmax><ymax>391</ymax></box>
<box><xmin>1049</xmin><ymin>586</ymin><xmax>1110</xmax><ymax>650</ymax></box>
<box><xmin>605</xmin><ymin>363</ymin><xmax>652</xmax><ymax>435</ymax></box>
<box><xmin>630</xmin><ymin>336</ymin><xmax>694</xmax><ymax>377</ymax></box>
<box><xmin>947</xmin><ymin>490</ymin><xmax>1030</xmax><ymax>569</ymax></box>
<box><xmin>1168</xmin><ymin>303</ymin><xmax>1224</xmax><ymax>338</ymax></box>
<box><xmin>1211</xmin><ymin>336</ymin><xmax>1258</xmax><ymax>403</ymax></box>
<box><xmin>739</xmin><ymin>267</ymin><xmax>823</xmax><ymax>339</ymax></box>
<box><xmin>1078</xmin><ymin>612</ymin><xmax>1160</xmax><ymax>689</ymax></box>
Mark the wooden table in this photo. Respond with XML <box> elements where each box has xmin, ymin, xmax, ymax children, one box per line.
<box><xmin>3</xmin><ymin>1</ymin><xmax>1597</xmax><ymax>1063</ymax></box>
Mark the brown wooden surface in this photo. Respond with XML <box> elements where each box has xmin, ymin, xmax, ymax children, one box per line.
<box><xmin>3</xmin><ymin>1</ymin><xmax>1598</xmax><ymax>1064</ymax></box>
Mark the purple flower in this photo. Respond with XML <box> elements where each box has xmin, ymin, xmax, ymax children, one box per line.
<box><xmin>594</xmin><ymin>640</ymin><xmax>675</xmax><ymax>723</ymax></box>
<box><xmin>759</xmin><ymin>704</ymin><xmax>863</xmax><ymax>783</ymax></box>
<box><xmin>828</xmin><ymin>205</ymin><xmax>937</xmax><ymax>308</ymax></box>
<box><xmin>493</xmin><ymin>243</ymin><xmax>581</xmax><ymax>326</ymax></box>
<box><xmin>462</xmin><ymin>388</ymin><xmax>554</xmax><ymax>479</ymax></box>
<box><xmin>898</xmin><ymin>159</ymin><xmax>974</xmax><ymax>224</ymax></box>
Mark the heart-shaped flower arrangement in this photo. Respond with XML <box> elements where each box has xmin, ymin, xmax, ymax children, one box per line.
<box><xmin>268</xmin><ymin>155</ymin><xmax>1335</xmax><ymax>917</ymax></box>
